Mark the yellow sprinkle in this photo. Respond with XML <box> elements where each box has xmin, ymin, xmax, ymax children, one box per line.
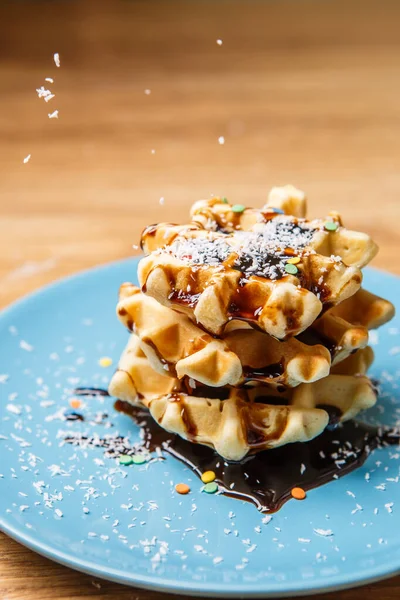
<box><xmin>99</xmin><ymin>357</ymin><xmax>113</xmax><ymax>368</ymax></box>
<box><xmin>287</xmin><ymin>257</ymin><xmax>301</xmax><ymax>265</ymax></box>
<box><xmin>201</xmin><ymin>470</ymin><xmax>216</xmax><ymax>484</ymax></box>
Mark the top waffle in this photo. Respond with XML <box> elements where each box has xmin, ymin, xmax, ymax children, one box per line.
<box><xmin>189</xmin><ymin>186</ymin><xmax>378</xmax><ymax>269</ymax></box>
<box><xmin>139</xmin><ymin>213</ymin><xmax>369</xmax><ymax>339</ymax></box>
<box><xmin>143</xmin><ymin>186</ymin><xmax>378</xmax><ymax>269</ymax></box>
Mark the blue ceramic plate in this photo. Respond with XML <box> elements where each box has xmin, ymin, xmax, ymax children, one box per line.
<box><xmin>1</xmin><ymin>259</ymin><xmax>400</xmax><ymax>597</ymax></box>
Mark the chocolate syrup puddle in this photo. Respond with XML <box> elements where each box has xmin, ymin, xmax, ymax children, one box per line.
<box><xmin>68</xmin><ymin>390</ymin><xmax>399</xmax><ymax>513</ymax></box>
<box><xmin>115</xmin><ymin>400</ymin><xmax>400</xmax><ymax>513</ymax></box>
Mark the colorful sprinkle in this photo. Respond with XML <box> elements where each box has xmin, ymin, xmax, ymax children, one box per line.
<box><xmin>287</xmin><ymin>256</ymin><xmax>300</xmax><ymax>265</ymax></box>
<box><xmin>69</xmin><ymin>398</ymin><xmax>81</xmax><ymax>409</ymax></box>
<box><xmin>201</xmin><ymin>470</ymin><xmax>216</xmax><ymax>484</ymax></box>
<box><xmin>175</xmin><ymin>483</ymin><xmax>190</xmax><ymax>495</ymax></box>
<box><xmin>203</xmin><ymin>481</ymin><xmax>218</xmax><ymax>494</ymax></box>
<box><xmin>291</xmin><ymin>487</ymin><xmax>306</xmax><ymax>500</ymax></box>
<box><xmin>119</xmin><ymin>455</ymin><xmax>134</xmax><ymax>466</ymax></box>
<box><xmin>221</xmin><ymin>197</ymin><xmax>229</xmax><ymax>204</ymax></box>
<box><xmin>98</xmin><ymin>356</ymin><xmax>113</xmax><ymax>368</ymax></box>
<box><xmin>132</xmin><ymin>455</ymin><xmax>147</xmax><ymax>465</ymax></box>
<box><xmin>324</xmin><ymin>221</ymin><xmax>338</xmax><ymax>232</ymax></box>
<box><xmin>231</xmin><ymin>204</ymin><xmax>245</xmax><ymax>213</ymax></box>
<box><xmin>269</xmin><ymin>207</ymin><xmax>285</xmax><ymax>214</ymax></box>
<box><xmin>285</xmin><ymin>263</ymin><xmax>299</xmax><ymax>275</ymax></box>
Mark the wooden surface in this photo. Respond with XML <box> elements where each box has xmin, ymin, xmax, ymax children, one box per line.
<box><xmin>0</xmin><ymin>0</ymin><xmax>400</xmax><ymax>598</ymax></box>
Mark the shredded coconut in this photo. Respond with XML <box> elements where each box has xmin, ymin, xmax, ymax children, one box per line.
<box><xmin>163</xmin><ymin>217</ymin><xmax>318</xmax><ymax>281</ymax></box>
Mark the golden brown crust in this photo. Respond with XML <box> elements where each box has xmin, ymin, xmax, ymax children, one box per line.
<box><xmin>116</xmin><ymin>284</ymin><xmax>332</xmax><ymax>388</ymax></box>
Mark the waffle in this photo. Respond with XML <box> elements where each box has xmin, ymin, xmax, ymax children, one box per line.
<box><xmin>300</xmin><ymin>289</ymin><xmax>395</xmax><ymax>365</ymax></box>
<box><xmin>266</xmin><ymin>184</ymin><xmax>307</xmax><ymax>217</ymax></box>
<box><xmin>143</xmin><ymin>388</ymin><xmax>328</xmax><ymax>462</ymax></box>
<box><xmin>138</xmin><ymin>223</ymin><xmax>362</xmax><ymax>338</ymax></box>
<box><xmin>189</xmin><ymin>190</ymin><xmax>378</xmax><ymax>269</ymax></box>
<box><xmin>118</xmin><ymin>284</ymin><xmax>393</xmax><ymax>388</ymax></box>
<box><xmin>116</xmin><ymin>283</ymin><xmax>331</xmax><ymax>388</ymax></box>
<box><xmin>260</xmin><ymin>346</ymin><xmax>376</xmax><ymax>423</ymax></box>
<box><xmin>109</xmin><ymin>334</ymin><xmax>377</xmax><ymax>461</ymax></box>
<box><xmin>108</xmin><ymin>334</ymin><xmax>176</xmax><ymax>405</ymax></box>
<box><xmin>325</xmin><ymin>288</ymin><xmax>395</xmax><ymax>330</ymax></box>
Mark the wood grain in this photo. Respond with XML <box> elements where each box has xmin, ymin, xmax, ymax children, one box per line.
<box><xmin>0</xmin><ymin>0</ymin><xmax>399</xmax><ymax>598</ymax></box>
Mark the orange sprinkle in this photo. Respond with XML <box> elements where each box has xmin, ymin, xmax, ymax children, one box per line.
<box><xmin>175</xmin><ymin>483</ymin><xmax>190</xmax><ymax>495</ymax></box>
<box><xmin>70</xmin><ymin>398</ymin><xmax>81</xmax><ymax>409</ymax></box>
<box><xmin>291</xmin><ymin>487</ymin><xmax>306</xmax><ymax>500</ymax></box>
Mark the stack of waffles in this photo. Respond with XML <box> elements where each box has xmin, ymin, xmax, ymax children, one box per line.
<box><xmin>109</xmin><ymin>186</ymin><xmax>395</xmax><ymax>461</ymax></box>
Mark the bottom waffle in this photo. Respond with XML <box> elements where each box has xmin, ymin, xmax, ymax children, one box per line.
<box><xmin>109</xmin><ymin>335</ymin><xmax>377</xmax><ymax>461</ymax></box>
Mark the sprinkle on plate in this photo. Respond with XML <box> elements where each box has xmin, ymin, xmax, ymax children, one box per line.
<box><xmin>291</xmin><ymin>487</ymin><xmax>306</xmax><ymax>500</ymax></box>
<box><xmin>175</xmin><ymin>483</ymin><xmax>190</xmax><ymax>495</ymax></box>
<box><xmin>203</xmin><ymin>482</ymin><xmax>218</xmax><ymax>494</ymax></box>
<box><xmin>119</xmin><ymin>455</ymin><xmax>134</xmax><ymax>466</ymax></box>
<box><xmin>132</xmin><ymin>455</ymin><xmax>147</xmax><ymax>465</ymax></box>
<box><xmin>98</xmin><ymin>357</ymin><xmax>113</xmax><ymax>368</ymax></box>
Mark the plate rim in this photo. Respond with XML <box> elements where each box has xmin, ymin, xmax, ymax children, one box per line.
<box><xmin>2</xmin><ymin>515</ymin><xmax>399</xmax><ymax>598</ymax></box>
<box><xmin>1</xmin><ymin>259</ymin><xmax>400</xmax><ymax>597</ymax></box>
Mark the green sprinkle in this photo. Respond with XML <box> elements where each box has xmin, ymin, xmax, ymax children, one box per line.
<box><xmin>203</xmin><ymin>481</ymin><xmax>218</xmax><ymax>494</ymax></box>
<box><xmin>132</xmin><ymin>455</ymin><xmax>147</xmax><ymax>465</ymax></box>
<box><xmin>221</xmin><ymin>197</ymin><xmax>229</xmax><ymax>204</ymax></box>
<box><xmin>231</xmin><ymin>204</ymin><xmax>245</xmax><ymax>213</ymax></box>
<box><xmin>324</xmin><ymin>221</ymin><xmax>338</xmax><ymax>232</ymax></box>
<box><xmin>285</xmin><ymin>263</ymin><xmax>299</xmax><ymax>275</ymax></box>
<box><xmin>119</xmin><ymin>455</ymin><xmax>133</xmax><ymax>466</ymax></box>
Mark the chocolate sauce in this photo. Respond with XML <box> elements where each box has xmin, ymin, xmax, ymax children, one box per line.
<box><xmin>73</xmin><ymin>387</ymin><xmax>110</xmax><ymax>396</ymax></box>
<box><xmin>140</xmin><ymin>223</ymin><xmax>163</xmax><ymax>251</ymax></box>
<box><xmin>64</xmin><ymin>411</ymin><xmax>85</xmax><ymax>421</ymax></box>
<box><xmin>243</xmin><ymin>362</ymin><xmax>285</xmax><ymax>383</ymax></box>
<box><xmin>191</xmin><ymin>386</ymin><xmax>231</xmax><ymax>400</ymax></box>
<box><xmin>114</xmin><ymin>400</ymin><xmax>400</xmax><ymax>513</ymax></box>
<box><xmin>254</xmin><ymin>395</ymin><xmax>289</xmax><ymax>406</ymax></box>
<box><xmin>297</xmin><ymin>328</ymin><xmax>337</xmax><ymax>357</ymax></box>
<box><xmin>315</xmin><ymin>404</ymin><xmax>342</xmax><ymax>429</ymax></box>
<box><xmin>169</xmin><ymin>289</ymin><xmax>201</xmax><ymax>307</ymax></box>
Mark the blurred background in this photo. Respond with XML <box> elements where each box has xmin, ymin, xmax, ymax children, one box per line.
<box><xmin>1</xmin><ymin>0</ymin><xmax>400</xmax><ymax>310</ymax></box>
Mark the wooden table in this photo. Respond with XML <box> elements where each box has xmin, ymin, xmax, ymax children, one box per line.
<box><xmin>1</xmin><ymin>0</ymin><xmax>399</xmax><ymax>597</ymax></box>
